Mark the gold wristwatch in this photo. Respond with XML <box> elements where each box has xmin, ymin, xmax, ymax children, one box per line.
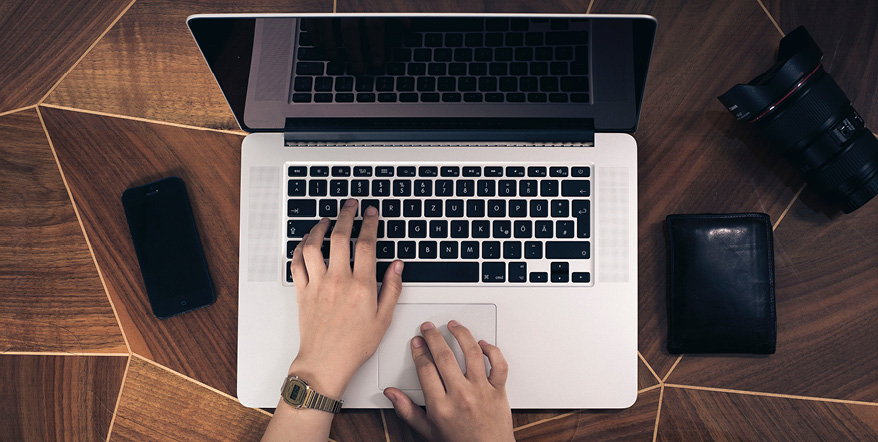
<box><xmin>281</xmin><ymin>376</ymin><xmax>343</xmax><ymax>414</ymax></box>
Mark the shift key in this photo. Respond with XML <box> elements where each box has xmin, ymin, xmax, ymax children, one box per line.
<box><xmin>546</xmin><ymin>241</ymin><xmax>590</xmax><ymax>259</ymax></box>
<box><xmin>288</xmin><ymin>199</ymin><xmax>316</xmax><ymax>217</ymax></box>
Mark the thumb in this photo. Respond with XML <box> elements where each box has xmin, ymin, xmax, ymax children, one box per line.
<box><xmin>384</xmin><ymin>388</ymin><xmax>432</xmax><ymax>440</ymax></box>
<box><xmin>377</xmin><ymin>260</ymin><xmax>404</xmax><ymax>320</ymax></box>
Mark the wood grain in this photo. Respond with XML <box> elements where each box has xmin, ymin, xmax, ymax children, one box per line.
<box><xmin>666</xmin><ymin>197</ymin><xmax>878</xmax><ymax>401</ymax></box>
<box><xmin>40</xmin><ymin>105</ymin><xmax>243</xmax><ymax>395</ymax></box>
<box><xmin>43</xmin><ymin>0</ymin><xmax>332</xmax><ymax>131</ymax></box>
<box><xmin>657</xmin><ymin>387</ymin><xmax>878</xmax><ymax>441</ymax></box>
<box><xmin>0</xmin><ymin>355</ymin><xmax>127</xmax><ymax>442</ymax></box>
<box><xmin>589</xmin><ymin>0</ymin><xmax>805</xmax><ymax>380</ymax></box>
<box><xmin>0</xmin><ymin>0</ymin><xmax>131</xmax><ymax>113</ymax></box>
<box><xmin>109</xmin><ymin>356</ymin><xmax>269</xmax><ymax>441</ymax></box>
<box><xmin>0</xmin><ymin>108</ymin><xmax>127</xmax><ymax>354</ymax></box>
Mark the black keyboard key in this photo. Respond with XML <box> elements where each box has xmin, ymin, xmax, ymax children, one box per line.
<box><xmin>375</xmin><ymin>166</ymin><xmax>394</xmax><ymax>177</ymax></box>
<box><xmin>441</xmin><ymin>166</ymin><xmax>459</xmax><ymax>177</ymax></box>
<box><xmin>546</xmin><ymin>241</ymin><xmax>590</xmax><ymax>259</ymax></box>
<box><xmin>294</xmin><ymin>77</ymin><xmax>313</xmax><ymax>92</ymax></box>
<box><xmin>464</xmin><ymin>93</ymin><xmax>483</xmax><ymax>102</ymax></box>
<box><xmin>286</xmin><ymin>260</ymin><xmax>293</xmax><ymax>282</ymax></box>
<box><xmin>474</xmin><ymin>48</ymin><xmax>492</xmax><ymax>62</ymax></box>
<box><xmin>414</xmin><ymin>180</ymin><xmax>432</xmax><ymax>196</ymax></box>
<box><xmin>361</xmin><ymin>199</ymin><xmax>380</xmax><ymax>216</ymax></box>
<box><xmin>287</xmin><ymin>220</ymin><xmax>319</xmax><ymax>238</ymax></box>
<box><xmin>530</xmin><ymin>62</ymin><xmax>548</xmax><ymax>75</ymax></box>
<box><xmin>356</xmin><ymin>76</ymin><xmax>374</xmax><ymax>92</ymax></box>
<box><xmin>493</xmin><ymin>221</ymin><xmax>511</xmax><ymax>238</ymax></box>
<box><xmin>448</xmin><ymin>63</ymin><xmax>467</xmax><ymax>75</ymax></box>
<box><xmin>519</xmin><ymin>180</ymin><xmax>537</xmax><ymax>196</ymax></box>
<box><xmin>314</xmin><ymin>93</ymin><xmax>332</xmax><ymax>102</ymax></box>
<box><xmin>400</xmin><ymin>92</ymin><xmax>418</xmax><ymax>102</ymax></box>
<box><xmin>514</xmin><ymin>220</ymin><xmax>532</xmax><ymax>238</ymax></box>
<box><xmin>486</xmin><ymin>92</ymin><xmax>504</xmax><ymax>102</ymax></box>
<box><xmin>398</xmin><ymin>167</ymin><xmax>416</xmax><ymax>177</ymax></box>
<box><xmin>378</xmin><ymin>93</ymin><xmax>397</xmax><ymax>102</ymax></box>
<box><xmin>525</xmin><ymin>241</ymin><xmax>542</xmax><ymax>259</ymax></box>
<box><xmin>397</xmin><ymin>77</ymin><xmax>415</xmax><ymax>91</ymax></box>
<box><xmin>445</xmin><ymin>199</ymin><xmax>464</xmax><ymax>217</ymax></box>
<box><xmin>398</xmin><ymin>241</ymin><xmax>417</xmax><ymax>259</ymax></box>
<box><xmin>309</xmin><ymin>180</ymin><xmax>327</xmax><ymax>196</ymax></box>
<box><xmin>430</xmin><ymin>220</ymin><xmax>447</xmax><ymax>238</ymax></box>
<box><xmin>527</xmin><ymin>93</ymin><xmax>547</xmax><ymax>102</ymax></box>
<box><xmin>335</xmin><ymin>93</ymin><xmax>354</xmax><ymax>102</ymax></box>
<box><xmin>550</xmin><ymin>166</ymin><xmax>568</xmax><ymax>177</ymax></box>
<box><xmin>485</xmin><ymin>166</ymin><xmax>503</xmax><ymax>177</ymax></box>
<box><xmin>477</xmin><ymin>180</ymin><xmax>495</xmax><ymax>196</ymax></box>
<box><xmin>329</xmin><ymin>180</ymin><xmax>348</xmax><ymax>196</ymax></box>
<box><xmin>484</xmin><ymin>32</ymin><xmax>504</xmax><ymax>46</ymax></box>
<box><xmin>372</xmin><ymin>180</ymin><xmax>390</xmax><ymax>196</ymax></box>
<box><xmin>288</xmin><ymin>166</ymin><xmax>307</xmax><ymax>177</ymax></box>
<box><xmin>509</xmin><ymin>200</ymin><xmax>527</xmax><ymax>217</ymax></box>
<box><xmin>555</xmin><ymin>46</ymin><xmax>573</xmax><ymax>60</ymax></box>
<box><xmin>487</xmin><ymin>200</ymin><xmax>506</xmax><ymax>217</ymax></box>
<box><xmin>530</xmin><ymin>199</ymin><xmax>548</xmax><ymax>217</ymax></box>
<box><xmin>472</xmin><ymin>220</ymin><xmax>490</xmax><ymax>238</ymax></box>
<box><xmin>509</xmin><ymin>262</ymin><xmax>527</xmax><ymax>283</ymax></box>
<box><xmin>550</xmin><ymin>62</ymin><xmax>568</xmax><ymax>75</ymax></box>
<box><xmin>326</xmin><ymin>61</ymin><xmax>345</xmax><ymax>75</ymax></box>
<box><xmin>417</xmin><ymin>77</ymin><xmax>436</xmax><ymax>91</ymax></box>
<box><xmin>465</xmin><ymin>33</ymin><xmax>483</xmax><ymax>47</ymax></box>
<box><xmin>451</xmin><ymin>221</ymin><xmax>469</xmax><ymax>238</ymax></box>
<box><xmin>296</xmin><ymin>62</ymin><xmax>323</xmax><ymax>75</ymax></box>
<box><xmin>515</xmin><ymin>47</ymin><xmax>533</xmax><ymax>61</ymax></box>
<box><xmin>403</xmin><ymin>200</ymin><xmax>422</xmax><ymax>217</ymax></box>
<box><xmin>454</xmin><ymin>48</ymin><xmax>473</xmax><ymax>62</ymax></box>
<box><xmin>356</xmin><ymin>93</ymin><xmax>376</xmax><ymax>102</ymax></box>
<box><xmin>377</xmin><ymin>241</ymin><xmax>395</xmax><ymax>259</ymax></box>
<box><xmin>535</xmin><ymin>221</ymin><xmax>553</xmax><ymax>238</ymax></box>
<box><xmin>310</xmin><ymin>166</ymin><xmax>329</xmax><ymax>176</ymax></box>
<box><xmin>387</xmin><ymin>220</ymin><xmax>406</xmax><ymax>238</ymax></box>
<box><xmin>382</xmin><ymin>200</ymin><xmax>401</xmax><ymax>217</ymax></box>
<box><xmin>288</xmin><ymin>180</ymin><xmax>306</xmax><ymax>196</ymax></box>
<box><xmin>498</xmin><ymin>180</ymin><xmax>516</xmax><ymax>197</ymax></box>
<box><xmin>551</xmin><ymin>262</ymin><xmax>569</xmax><ymax>283</ymax></box>
<box><xmin>437</xmin><ymin>76</ymin><xmax>456</xmax><ymax>91</ymax></box>
<box><xmin>506</xmin><ymin>167</ymin><xmax>525</xmax><ymax>177</ymax></box>
<box><xmin>424</xmin><ymin>199</ymin><xmax>443</xmax><ymax>217</ymax></box>
<box><xmin>541</xmin><ymin>180</ymin><xmax>559</xmax><ymax>196</ymax></box>
<box><xmin>520</xmin><ymin>77</ymin><xmax>538</xmax><ymax>92</ymax></box>
<box><xmin>499</xmin><ymin>77</ymin><xmax>517</xmax><ymax>92</ymax></box>
<box><xmin>442</xmin><ymin>92</ymin><xmax>461</xmax><ymax>102</ymax></box>
<box><xmin>425</xmin><ymin>33</ymin><xmax>443</xmax><ymax>47</ymax></box>
<box><xmin>440</xmin><ymin>241</ymin><xmax>458</xmax><ymax>258</ymax></box>
<box><xmin>572</xmin><ymin>272</ymin><xmax>591</xmax><ymax>283</ymax></box>
<box><xmin>573</xmin><ymin>200</ymin><xmax>590</xmax><ymax>238</ymax></box>
<box><xmin>354</xmin><ymin>166</ymin><xmax>372</xmax><ymax>177</ymax></box>
<box><xmin>556</xmin><ymin>221</ymin><xmax>574</xmax><ymax>238</ymax></box>
<box><xmin>414</xmin><ymin>48</ymin><xmax>432</xmax><ymax>62</ymax></box>
<box><xmin>331</xmin><ymin>166</ymin><xmax>350</xmax><ymax>177</ymax></box>
<box><xmin>287</xmin><ymin>241</ymin><xmax>300</xmax><ymax>258</ymax></box>
<box><xmin>551</xmin><ymin>200</ymin><xmax>569</xmax><ymax>217</ymax></box>
<box><xmin>393</xmin><ymin>180</ymin><xmax>411</xmax><ymax>196</ymax></box>
<box><xmin>527</xmin><ymin>167</ymin><xmax>547</xmax><ymax>177</ymax></box>
<box><xmin>377</xmin><ymin>262</ymin><xmax>480</xmax><ymax>282</ymax></box>
<box><xmin>562</xmin><ymin>180</ymin><xmax>591</xmax><ymax>197</ymax></box>
<box><xmin>456</xmin><ymin>180</ymin><xmax>474</xmax><ymax>197</ymax></box>
<box><xmin>507</xmin><ymin>92</ymin><xmax>525</xmax><ymax>102</ymax></box>
<box><xmin>409</xmin><ymin>220</ymin><xmax>427</xmax><ymax>238</ymax></box>
<box><xmin>461</xmin><ymin>241</ymin><xmax>479</xmax><ymax>258</ymax></box>
<box><xmin>560</xmin><ymin>77</ymin><xmax>589</xmax><ymax>92</ymax></box>
<box><xmin>572</xmin><ymin>166</ymin><xmax>591</xmax><ymax>177</ymax></box>
<box><xmin>319</xmin><ymin>199</ymin><xmax>338</xmax><ymax>217</ymax></box>
<box><xmin>482</xmin><ymin>241</ymin><xmax>501</xmax><ymax>259</ymax></box>
<box><xmin>469</xmin><ymin>63</ymin><xmax>487</xmax><ymax>76</ymax></box>
<box><xmin>535</xmin><ymin>47</ymin><xmax>553</xmax><ymax>61</ymax></box>
<box><xmin>419</xmin><ymin>166</ymin><xmax>438</xmax><ymax>177</ymax></box>
<box><xmin>482</xmin><ymin>262</ymin><xmax>505</xmax><ymax>283</ymax></box>
<box><xmin>435</xmin><ymin>179</ymin><xmax>454</xmax><ymax>196</ymax></box>
<box><xmin>503</xmin><ymin>241</ymin><xmax>522</xmax><ymax>259</ymax></box>
<box><xmin>530</xmin><ymin>271</ymin><xmax>548</xmax><ymax>283</ymax></box>
<box><xmin>408</xmin><ymin>63</ymin><xmax>426</xmax><ymax>75</ymax></box>
<box><xmin>495</xmin><ymin>48</ymin><xmax>513</xmax><ymax>61</ymax></box>
<box><xmin>335</xmin><ymin>77</ymin><xmax>354</xmax><ymax>91</ymax></box>
<box><xmin>463</xmin><ymin>167</ymin><xmax>481</xmax><ymax>177</ymax></box>
<box><xmin>466</xmin><ymin>200</ymin><xmax>485</xmax><ymax>217</ymax></box>
<box><xmin>419</xmin><ymin>241</ymin><xmax>438</xmax><ymax>258</ymax></box>
<box><xmin>525</xmin><ymin>32</ymin><xmax>543</xmax><ymax>46</ymax></box>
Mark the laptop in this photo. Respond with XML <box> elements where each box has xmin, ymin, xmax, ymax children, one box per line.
<box><xmin>188</xmin><ymin>13</ymin><xmax>656</xmax><ymax>409</ymax></box>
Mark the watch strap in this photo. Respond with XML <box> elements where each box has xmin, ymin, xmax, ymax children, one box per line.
<box><xmin>303</xmin><ymin>389</ymin><xmax>343</xmax><ymax>414</ymax></box>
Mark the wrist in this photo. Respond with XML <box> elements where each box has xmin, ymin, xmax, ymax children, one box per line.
<box><xmin>287</xmin><ymin>358</ymin><xmax>353</xmax><ymax>399</ymax></box>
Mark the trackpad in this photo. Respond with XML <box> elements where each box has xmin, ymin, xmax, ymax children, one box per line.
<box><xmin>378</xmin><ymin>304</ymin><xmax>497</xmax><ymax>391</ymax></box>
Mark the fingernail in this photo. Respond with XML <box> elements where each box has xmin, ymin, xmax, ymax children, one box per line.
<box><xmin>478</xmin><ymin>340</ymin><xmax>488</xmax><ymax>346</ymax></box>
<box><xmin>383</xmin><ymin>390</ymin><xmax>397</xmax><ymax>403</ymax></box>
<box><xmin>448</xmin><ymin>320</ymin><xmax>460</xmax><ymax>328</ymax></box>
<box><xmin>412</xmin><ymin>336</ymin><xmax>425</xmax><ymax>348</ymax></box>
<box><xmin>421</xmin><ymin>322</ymin><xmax>435</xmax><ymax>331</ymax></box>
<box><xmin>319</xmin><ymin>217</ymin><xmax>329</xmax><ymax>224</ymax></box>
<box><xmin>365</xmin><ymin>205</ymin><xmax>378</xmax><ymax>216</ymax></box>
<box><xmin>345</xmin><ymin>198</ymin><xmax>357</xmax><ymax>207</ymax></box>
<box><xmin>302</xmin><ymin>233</ymin><xmax>309</xmax><ymax>241</ymax></box>
<box><xmin>393</xmin><ymin>260</ymin><xmax>404</xmax><ymax>274</ymax></box>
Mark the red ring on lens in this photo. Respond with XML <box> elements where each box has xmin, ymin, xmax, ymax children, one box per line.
<box><xmin>749</xmin><ymin>64</ymin><xmax>822</xmax><ymax>123</ymax></box>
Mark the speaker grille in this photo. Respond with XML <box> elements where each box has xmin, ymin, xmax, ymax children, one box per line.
<box><xmin>597</xmin><ymin>167</ymin><xmax>630</xmax><ymax>283</ymax></box>
<box><xmin>255</xmin><ymin>19</ymin><xmax>293</xmax><ymax>101</ymax></box>
<box><xmin>247</xmin><ymin>167</ymin><xmax>281</xmax><ymax>282</ymax></box>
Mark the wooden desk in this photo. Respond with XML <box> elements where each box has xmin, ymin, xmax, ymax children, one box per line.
<box><xmin>1</xmin><ymin>0</ymin><xmax>876</xmax><ymax>440</ymax></box>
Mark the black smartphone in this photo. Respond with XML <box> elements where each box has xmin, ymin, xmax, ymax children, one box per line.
<box><xmin>121</xmin><ymin>177</ymin><xmax>215</xmax><ymax>318</ymax></box>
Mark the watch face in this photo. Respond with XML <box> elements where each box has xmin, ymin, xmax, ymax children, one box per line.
<box><xmin>284</xmin><ymin>378</ymin><xmax>308</xmax><ymax>407</ymax></box>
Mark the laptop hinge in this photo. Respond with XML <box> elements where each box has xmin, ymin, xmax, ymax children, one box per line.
<box><xmin>283</xmin><ymin>118</ymin><xmax>594</xmax><ymax>143</ymax></box>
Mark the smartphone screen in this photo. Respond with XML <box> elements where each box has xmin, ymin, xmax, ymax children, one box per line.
<box><xmin>122</xmin><ymin>177</ymin><xmax>215</xmax><ymax>318</ymax></box>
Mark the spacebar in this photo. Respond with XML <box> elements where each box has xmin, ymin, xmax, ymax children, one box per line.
<box><xmin>376</xmin><ymin>262</ymin><xmax>480</xmax><ymax>282</ymax></box>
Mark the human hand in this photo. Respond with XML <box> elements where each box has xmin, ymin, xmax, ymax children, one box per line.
<box><xmin>384</xmin><ymin>321</ymin><xmax>515</xmax><ymax>442</ymax></box>
<box><xmin>288</xmin><ymin>199</ymin><xmax>404</xmax><ymax>398</ymax></box>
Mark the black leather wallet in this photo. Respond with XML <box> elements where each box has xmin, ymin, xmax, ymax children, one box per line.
<box><xmin>666</xmin><ymin>213</ymin><xmax>776</xmax><ymax>354</ymax></box>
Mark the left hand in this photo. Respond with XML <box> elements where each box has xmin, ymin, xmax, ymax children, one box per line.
<box><xmin>288</xmin><ymin>199</ymin><xmax>404</xmax><ymax>398</ymax></box>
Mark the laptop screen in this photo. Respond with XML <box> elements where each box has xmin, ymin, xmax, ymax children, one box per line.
<box><xmin>188</xmin><ymin>14</ymin><xmax>655</xmax><ymax>134</ymax></box>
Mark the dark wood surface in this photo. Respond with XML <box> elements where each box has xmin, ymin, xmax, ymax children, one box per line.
<box><xmin>43</xmin><ymin>0</ymin><xmax>332</xmax><ymax>131</ymax></box>
<box><xmin>0</xmin><ymin>355</ymin><xmax>127</xmax><ymax>442</ymax></box>
<box><xmin>0</xmin><ymin>0</ymin><xmax>131</xmax><ymax>113</ymax></box>
<box><xmin>4</xmin><ymin>0</ymin><xmax>878</xmax><ymax>440</ymax></box>
<box><xmin>657</xmin><ymin>387</ymin><xmax>878</xmax><ymax>440</ymax></box>
<box><xmin>0</xmin><ymin>108</ymin><xmax>127</xmax><ymax>354</ymax></box>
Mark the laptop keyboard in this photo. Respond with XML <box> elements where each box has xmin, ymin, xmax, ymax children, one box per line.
<box><xmin>284</xmin><ymin>163</ymin><xmax>593</xmax><ymax>284</ymax></box>
<box><xmin>291</xmin><ymin>17</ymin><xmax>591</xmax><ymax>104</ymax></box>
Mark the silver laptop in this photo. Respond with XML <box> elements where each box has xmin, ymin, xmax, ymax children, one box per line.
<box><xmin>188</xmin><ymin>13</ymin><xmax>656</xmax><ymax>409</ymax></box>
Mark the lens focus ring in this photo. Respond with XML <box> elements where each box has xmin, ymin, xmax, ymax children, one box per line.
<box><xmin>808</xmin><ymin>131</ymin><xmax>878</xmax><ymax>199</ymax></box>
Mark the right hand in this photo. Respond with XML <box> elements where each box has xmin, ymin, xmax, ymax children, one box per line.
<box><xmin>383</xmin><ymin>320</ymin><xmax>515</xmax><ymax>442</ymax></box>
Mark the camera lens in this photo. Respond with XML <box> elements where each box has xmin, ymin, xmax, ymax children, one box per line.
<box><xmin>719</xmin><ymin>27</ymin><xmax>878</xmax><ymax>213</ymax></box>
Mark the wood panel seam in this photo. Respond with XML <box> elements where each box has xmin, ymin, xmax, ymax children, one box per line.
<box><xmin>639</xmin><ymin>384</ymin><xmax>662</xmax><ymax>395</ymax></box>
<box><xmin>37</xmin><ymin>0</ymin><xmax>139</xmax><ymax>106</ymax></box>
<box><xmin>39</xmin><ymin>103</ymin><xmax>248</xmax><ymax>136</ymax></box>
<box><xmin>663</xmin><ymin>384</ymin><xmax>878</xmax><ymax>407</ymax></box>
<box><xmin>755</xmin><ymin>0</ymin><xmax>785</xmax><ymax>38</ymax></box>
<box><xmin>512</xmin><ymin>411</ymin><xmax>577</xmax><ymax>433</ymax></box>
<box><xmin>379</xmin><ymin>409</ymin><xmax>391</xmax><ymax>442</ymax></box>
<box><xmin>586</xmin><ymin>0</ymin><xmax>595</xmax><ymax>14</ymax></box>
<box><xmin>0</xmin><ymin>104</ymin><xmax>38</xmax><ymax>118</ymax></box>
<box><xmin>0</xmin><ymin>351</ymin><xmax>129</xmax><ymax>357</ymax></box>
<box><xmin>639</xmin><ymin>351</ymin><xmax>662</xmax><ymax>385</ymax></box>
<box><xmin>661</xmin><ymin>356</ymin><xmax>683</xmax><ymax>383</ymax></box>
<box><xmin>36</xmin><ymin>106</ymin><xmax>132</xmax><ymax>355</ymax></box>
<box><xmin>129</xmin><ymin>353</ymin><xmax>274</xmax><ymax>417</ymax></box>
<box><xmin>772</xmin><ymin>183</ymin><xmax>806</xmax><ymax>231</ymax></box>
<box><xmin>652</xmin><ymin>386</ymin><xmax>664</xmax><ymax>442</ymax></box>
<box><xmin>105</xmin><ymin>355</ymin><xmax>132</xmax><ymax>442</ymax></box>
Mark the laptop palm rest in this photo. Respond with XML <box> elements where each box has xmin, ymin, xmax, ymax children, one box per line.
<box><xmin>377</xmin><ymin>303</ymin><xmax>497</xmax><ymax>391</ymax></box>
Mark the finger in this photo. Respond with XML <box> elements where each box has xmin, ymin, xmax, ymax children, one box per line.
<box><xmin>377</xmin><ymin>260</ymin><xmax>404</xmax><ymax>323</ymax></box>
<box><xmin>447</xmin><ymin>320</ymin><xmax>486</xmax><ymax>380</ymax></box>
<box><xmin>410</xmin><ymin>336</ymin><xmax>445</xmax><ymax>399</ymax></box>
<box><xmin>302</xmin><ymin>218</ymin><xmax>330</xmax><ymax>283</ymax></box>
<box><xmin>479</xmin><ymin>340</ymin><xmax>509</xmax><ymax>389</ymax></box>
<box><xmin>291</xmin><ymin>234</ymin><xmax>309</xmax><ymax>291</ymax></box>
<box><xmin>353</xmin><ymin>204</ymin><xmax>379</xmax><ymax>278</ymax></box>
<box><xmin>329</xmin><ymin>198</ymin><xmax>357</xmax><ymax>269</ymax></box>
<box><xmin>341</xmin><ymin>18</ymin><xmax>364</xmax><ymax>74</ymax></box>
<box><xmin>364</xmin><ymin>18</ymin><xmax>385</xmax><ymax>67</ymax></box>
<box><xmin>420</xmin><ymin>322</ymin><xmax>466</xmax><ymax>387</ymax></box>
<box><xmin>384</xmin><ymin>388</ymin><xmax>432</xmax><ymax>440</ymax></box>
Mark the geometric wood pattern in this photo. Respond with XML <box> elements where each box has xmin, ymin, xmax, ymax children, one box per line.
<box><xmin>0</xmin><ymin>355</ymin><xmax>127</xmax><ymax>442</ymax></box>
<box><xmin>0</xmin><ymin>0</ymin><xmax>131</xmax><ymax>113</ymax></box>
<box><xmin>0</xmin><ymin>109</ymin><xmax>127</xmax><ymax>355</ymax></box>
